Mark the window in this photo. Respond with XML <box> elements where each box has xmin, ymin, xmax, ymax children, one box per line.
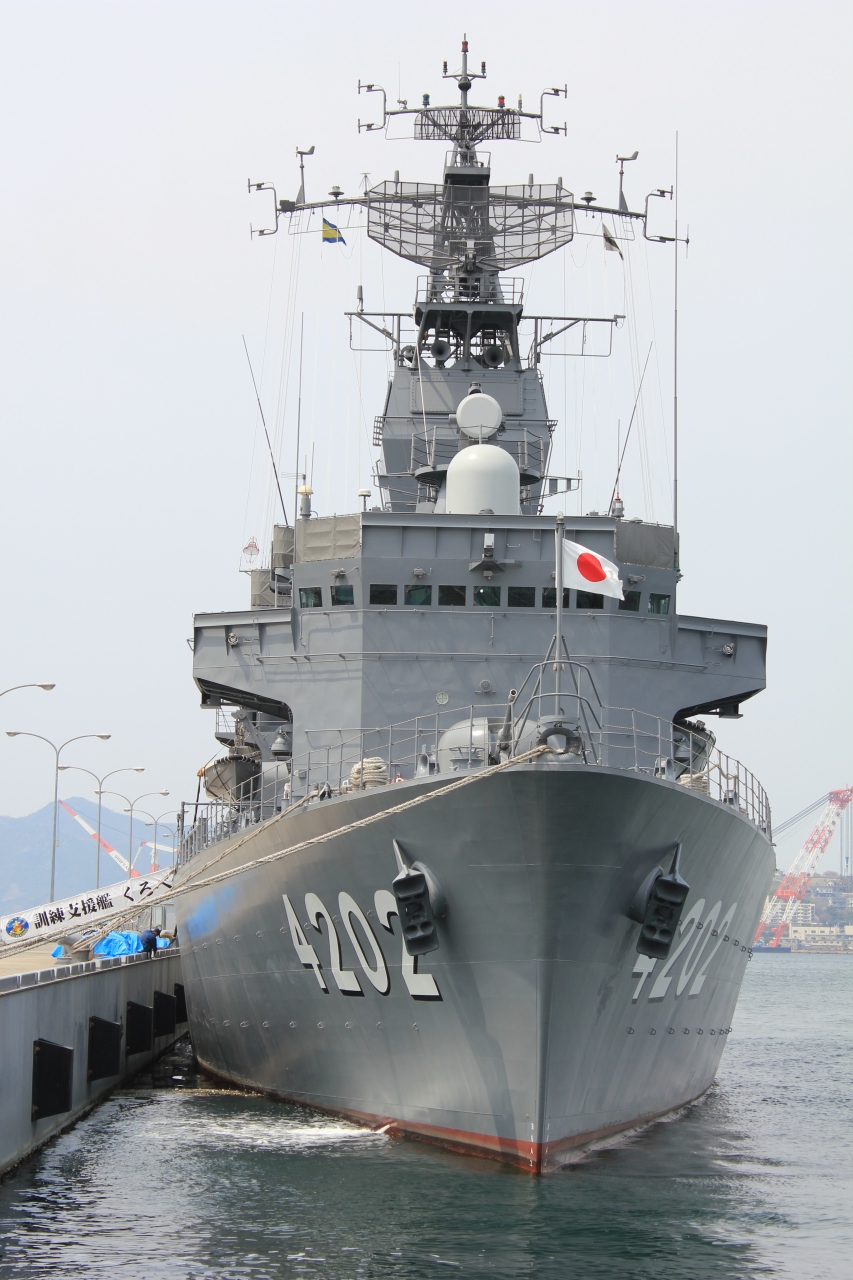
<box><xmin>508</xmin><ymin>586</ymin><xmax>535</xmax><ymax>608</ymax></box>
<box><xmin>369</xmin><ymin>584</ymin><xmax>397</xmax><ymax>606</ymax></box>
<box><xmin>648</xmin><ymin>593</ymin><xmax>671</xmax><ymax>615</ymax></box>
<box><xmin>299</xmin><ymin>587</ymin><xmax>323</xmax><ymax>609</ymax></box>
<box><xmin>473</xmin><ymin>585</ymin><xmax>501</xmax><ymax>607</ymax></box>
<box><xmin>404</xmin><ymin>584</ymin><xmax>432</xmax><ymax>606</ymax></box>
<box><xmin>577</xmin><ymin>591</ymin><xmax>604</xmax><ymax>610</ymax></box>
<box><xmin>542</xmin><ymin>587</ymin><xmax>571</xmax><ymax>608</ymax></box>
<box><xmin>619</xmin><ymin>591</ymin><xmax>641</xmax><ymax>613</ymax></box>
<box><xmin>331</xmin><ymin>584</ymin><xmax>354</xmax><ymax>607</ymax></box>
<box><xmin>438</xmin><ymin>585</ymin><xmax>466</xmax><ymax>606</ymax></box>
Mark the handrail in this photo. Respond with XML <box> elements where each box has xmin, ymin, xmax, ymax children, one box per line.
<box><xmin>178</xmin><ymin>692</ymin><xmax>771</xmax><ymax>864</ymax></box>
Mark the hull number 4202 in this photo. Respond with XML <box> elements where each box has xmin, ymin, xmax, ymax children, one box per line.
<box><xmin>632</xmin><ymin>898</ymin><xmax>745</xmax><ymax>1003</ymax></box>
<box><xmin>283</xmin><ymin>890</ymin><xmax>440</xmax><ymax>1000</ymax></box>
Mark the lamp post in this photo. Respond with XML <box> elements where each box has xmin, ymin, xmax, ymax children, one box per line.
<box><xmin>58</xmin><ymin>764</ymin><xmax>145</xmax><ymax>889</ymax></box>
<box><xmin>0</xmin><ymin>683</ymin><xmax>55</xmax><ymax>698</ymax></box>
<box><xmin>136</xmin><ymin>810</ymin><xmax>176</xmax><ymax>873</ymax></box>
<box><xmin>5</xmin><ymin>731</ymin><xmax>111</xmax><ymax>901</ymax></box>
<box><xmin>100</xmin><ymin>789</ymin><xmax>169</xmax><ymax>874</ymax></box>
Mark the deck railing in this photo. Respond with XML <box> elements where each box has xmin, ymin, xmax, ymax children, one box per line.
<box><xmin>178</xmin><ymin>679</ymin><xmax>770</xmax><ymax>864</ymax></box>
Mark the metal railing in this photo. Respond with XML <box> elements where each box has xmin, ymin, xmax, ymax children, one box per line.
<box><xmin>215</xmin><ymin>707</ymin><xmax>237</xmax><ymax>743</ymax></box>
<box><xmin>410</xmin><ymin>425</ymin><xmax>551</xmax><ymax>480</ymax></box>
<box><xmin>415</xmin><ymin>274</ymin><xmax>525</xmax><ymax>305</ymax></box>
<box><xmin>178</xmin><ymin>671</ymin><xmax>770</xmax><ymax>864</ymax></box>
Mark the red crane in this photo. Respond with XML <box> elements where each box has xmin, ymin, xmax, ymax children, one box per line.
<box><xmin>754</xmin><ymin>787</ymin><xmax>853</xmax><ymax>947</ymax></box>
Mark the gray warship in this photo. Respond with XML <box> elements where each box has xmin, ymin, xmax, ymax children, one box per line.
<box><xmin>174</xmin><ymin>40</ymin><xmax>773</xmax><ymax>1172</ymax></box>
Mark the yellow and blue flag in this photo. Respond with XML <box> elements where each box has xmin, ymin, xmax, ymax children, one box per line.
<box><xmin>322</xmin><ymin>218</ymin><xmax>346</xmax><ymax>245</ymax></box>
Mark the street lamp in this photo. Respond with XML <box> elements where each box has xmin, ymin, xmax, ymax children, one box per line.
<box><xmin>5</xmin><ymin>731</ymin><xmax>111</xmax><ymax>901</ymax></box>
<box><xmin>99</xmin><ymin>789</ymin><xmax>169</xmax><ymax>872</ymax></box>
<box><xmin>136</xmin><ymin>809</ymin><xmax>177</xmax><ymax>873</ymax></box>
<box><xmin>57</xmin><ymin>764</ymin><xmax>145</xmax><ymax>889</ymax></box>
<box><xmin>0</xmin><ymin>683</ymin><xmax>55</xmax><ymax>697</ymax></box>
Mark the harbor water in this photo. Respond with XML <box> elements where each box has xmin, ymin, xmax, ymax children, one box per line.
<box><xmin>0</xmin><ymin>954</ymin><xmax>848</xmax><ymax>1280</ymax></box>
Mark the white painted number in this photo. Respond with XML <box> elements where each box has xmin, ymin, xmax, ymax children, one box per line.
<box><xmin>631</xmin><ymin>953</ymin><xmax>657</xmax><ymax>1002</ymax></box>
<box><xmin>675</xmin><ymin>901</ymin><xmax>721</xmax><ymax>997</ymax></box>
<box><xmin>375</xmin><ymin>889</ymin><xmax>441</xmax><ymax>999</ymax></box>
<box><xmin>339</xmin><ymin>892</ymin><xmax>390</xmax><ymax>994</ymax></box>
<box><xmin>688</xmin><ymin>904</ymin><xmax>737</xmax><ymax>998</ymax></box>
<box><xmin>648</xmin><ymin>899</ymin><xmax>706</xmax><ymax>1001</ymax></box>
<box><xmin>283</xmin><ymin>887</ymin><xmax>440</xmax><ymax>1001</ymax></box>
<box><xmin>305</xmin><ymin>892</ymin><xmax>362</xmax><ymax>994</ymax></box>
<box><xmin>283</xmin><ymin>893</ymin><xmax>328</xmax><ymax>990</ymax></box>
<box><xmin>637</xmin><ymin>897</ymin><xmax>742</xmax><ymax>1006</ymax></box>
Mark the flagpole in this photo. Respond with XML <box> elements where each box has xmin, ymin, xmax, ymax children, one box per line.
<box><xmin>554</xmin><ymin>513</ymin><xmax>564</xmax><ymax>714</ymax></box>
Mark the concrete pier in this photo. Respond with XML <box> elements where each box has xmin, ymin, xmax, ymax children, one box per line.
<box><xmin>0</xmin><ymin>947</ymin><xmax>185</xmax><ymax>1176</ymax></box>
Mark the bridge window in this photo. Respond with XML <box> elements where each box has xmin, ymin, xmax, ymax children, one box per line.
<box><xmin>508</xmin><ymin>587</ymin><xmax>535</xmax><ymax>608</ymax></box>
<box><xmin>648</xmin><ymin>593</ymin><xmax>671</xmax><ymax>615</ymax></box>
<box><xmin>404</xmin><ymin>584</ymin><xmax>432</xmax><ymax>607</ymax></box>
<box><xmin>577</xmin><ymin>591</ymin><xmax>604</xmax><ymax>610</ymax></box>
<box><xmin>619</xmin><ymin>591</ymin><xmax>641</xmax><ymax>613</ymax></box>
<box><xmin>438</xmin><ymin>585</ymin><xmax>466</xmax><ymax>606</ymax></box>
<box><xmin>474</xmin><ymin>585</ymin><xmax>501</xmax><ymax>607</ymax></box>
<box><xmin>331</xmin><ymin>585</ymin><xmax>354</xmax><ymax>606</ymax></box>
<box><xmin>369</xmin><ymin>584</ymin><xmax>398</xmax><ymax>605</ymax></box>
<box><xmin>542</xmin><ymin>588</ymin><xmax>571</xmax><ymax>608</ymax></box>
<box><xmin>299</xmin><ymin>587</ymin><xmax>323</xmax><ymax>609</ymax></box>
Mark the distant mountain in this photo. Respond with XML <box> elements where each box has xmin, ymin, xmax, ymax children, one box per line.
<box><xmin>0</xmin><ymin>796</ymin><xmax>179</xmax><ymax>913</ymax></box>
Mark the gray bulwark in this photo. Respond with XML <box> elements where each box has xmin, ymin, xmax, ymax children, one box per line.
<box><xmin>615</xmin><ymin>520</ymin><xmax>676</xmax><ymax>570</ymax></box>
<box><xmin>296</xmin><ymin>514</ymin><xmax>361</xmax><ymax>562</ymax></box>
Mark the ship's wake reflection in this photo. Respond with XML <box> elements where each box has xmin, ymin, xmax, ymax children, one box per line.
<box><xmin>196</xmin><ymin>1111</ymin><xmax>389</xmax><ymax>1153</ymax></box>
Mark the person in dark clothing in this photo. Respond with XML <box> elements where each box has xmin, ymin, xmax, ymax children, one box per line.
<box><xmin>140</xmin><ymin>927</ymin><xmax>161</xmax><ymax>958</ymax></box>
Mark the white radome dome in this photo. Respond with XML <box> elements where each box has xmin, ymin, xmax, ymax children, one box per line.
<box><xmin>445</xmin><ymin>444</ymin><xmax>521</xmax><ymax>516</ymax></box>
<box><xmin>456</xmin><ymin>391</ymin><xmax>503</xmax><ymax>440</ymax></box>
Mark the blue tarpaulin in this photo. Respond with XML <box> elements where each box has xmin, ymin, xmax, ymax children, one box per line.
<box><xmin>94</xmin><ymin>931</ymin><xmax>143</xmax><ymax>955</ymax></box>
<box><xmin>50</xmin><ymin>932</ymin><xmax>173</xmax><ymax>958</ymax></box>
<box><xmin>92</xmin><ymin>931</ymin><xmax>171</xmax><ymax>956</ymax></box>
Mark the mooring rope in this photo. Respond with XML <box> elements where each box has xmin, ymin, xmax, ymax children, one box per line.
<box><xmin>2</xmin><ymin>746</ymin><xmax>549</xmax><ymax>960</ymax></box>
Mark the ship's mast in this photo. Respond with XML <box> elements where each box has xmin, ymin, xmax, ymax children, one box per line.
<box><xmin>247</xmin><ymin>39</ymin><xmax>683</xmax><ymax>518</ymax></box>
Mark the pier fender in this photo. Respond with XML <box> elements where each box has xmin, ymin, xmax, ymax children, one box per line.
<box><xmin>629</xmin><ymin>842</ymin><xmax>690</xmax><ymax>959</ymax></box>
<box><xmin>391</xmin><ymin>839</ymin><xmax>445</xmax><ymax>956</ymax></box>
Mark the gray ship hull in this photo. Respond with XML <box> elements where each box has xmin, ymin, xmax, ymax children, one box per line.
<box><xmin>175</xmin><ymin>764</ymin><xmax>773</xmax><ymax>1172</ymax></box>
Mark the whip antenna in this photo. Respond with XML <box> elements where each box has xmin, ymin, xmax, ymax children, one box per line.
<box><xmin>608</xmin><ymin>342</ymin><xmax>653</xmax><ymax>516</ymax></box>
<box><xmin>242</xmin><ymin>335</ymin><xmax>288</xmax><ymax>525</ymax></box>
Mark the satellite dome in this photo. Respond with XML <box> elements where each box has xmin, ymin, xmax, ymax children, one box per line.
<box><xmin>455</xmin><ymin>392</ymin><xmax>503</xmax><ymax>440</ymax></box>
<box><xmin>445</xmin><ymin>444</ymin><xmax>520</xmax><ymax>516</ymax></box>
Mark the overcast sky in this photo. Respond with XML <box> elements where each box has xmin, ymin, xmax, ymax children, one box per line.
<box><xmin>0</xmin><ymin>1</ymin><xmax>850</xmax><ymax>874</ymax></box>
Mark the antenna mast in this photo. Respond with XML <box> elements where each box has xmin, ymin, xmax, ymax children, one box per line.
<box><xmin>242</xmin><ymin>336</ymin><xmax>288</xmax><ymax>524</ymax></box>
<box><xmin>294</xmin><ymin>314</ymin><xmax>305</xmax><ymax>522</ymax></box>
<box><xmin>673</xmin><ymin>132</ymin><xmax>680</xmax><ymax>571</ymax></box>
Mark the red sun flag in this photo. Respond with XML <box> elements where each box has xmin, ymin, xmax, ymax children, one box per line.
<box><xmin>576</xmin><ymin>551</ymin><xmax>607</xmax><ymax>582</ymax></box>
<box><xmin>562</xmin><ymin>537</ymin><xmax>624</xmax><ymax>599</ymax></box>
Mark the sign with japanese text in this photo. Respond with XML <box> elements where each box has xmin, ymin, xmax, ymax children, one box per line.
<box><xmin>0</xmin><ymin>868</ymin><xmax>174</xmax><ymax>945</ymax></box>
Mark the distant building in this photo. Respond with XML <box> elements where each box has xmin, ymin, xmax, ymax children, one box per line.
<box><xmin>789</xmin><ymin>924</ymin><xmax>853</xmax><ymax>942</ymax></box>
<box><xmin>761</xmin><ymin>899</ymin><xmax>816</xmax><ymax>926</ymax></box>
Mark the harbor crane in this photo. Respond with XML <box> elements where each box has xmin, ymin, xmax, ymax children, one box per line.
<box><xmin>754</xmin><ymin>787</ymin><xmax>853</xmax><ymax>947</ymax></box>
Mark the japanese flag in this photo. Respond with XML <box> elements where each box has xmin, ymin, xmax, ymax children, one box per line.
<box><xmin>562</xmin><ymin>537</ymin><xmax>624</xmax><ymax>599</ymax></box>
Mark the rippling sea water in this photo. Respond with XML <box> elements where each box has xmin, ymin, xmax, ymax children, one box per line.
<box><xmin>0</xmin><ymin>955</ymin><xmax>849</xmax><ymax>1279</ymax></box>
